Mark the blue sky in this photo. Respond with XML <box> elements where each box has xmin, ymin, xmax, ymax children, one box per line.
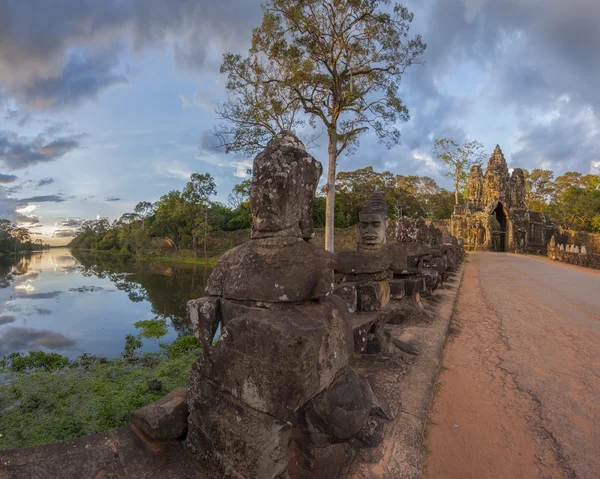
<box><xmin>1</xmin><ymin>0</ymin><xmax>599</xmax><ymax>244</ymax></box>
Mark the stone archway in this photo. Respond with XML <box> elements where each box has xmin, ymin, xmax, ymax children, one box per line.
<box><xmin>491</xmin><ymin>202</ymin><xmax>507</xmax><ymax>252</ymax></box>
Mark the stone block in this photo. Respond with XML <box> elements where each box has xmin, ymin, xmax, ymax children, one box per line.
<box><xmin>131</xmin><ymin>387</ymin><xmax>188</xmax><ymax>441</ymax></box>
<box><xmin>331</xmin><ymin>283</ymin><xmax>357</xmax><ymax>313</ymax></box>
<box><xmin>196</xmin><ymin>296</ymin><xmax>353</xmax><ymax>421</ymax></box>
<box><xmin>188</xmin><ymin>297</ymin><xmax>220</xmax><ymax>349</ymax></box>
<box><xmin>335</xmin><ymin>248</ymin><xmax>392</xmax><ymax>275</ymax></box>
<box><xmin>387</xmin><ymin>294</ymin><xmax>425</xmax><ymax>324</ymax></box>
<box><xmin>357</xmin><ymin>281</ymin><xmax>390</xmax><ymax>312</ymax></box>
<box><xmin>422</xmin><ymin>269</ymin><xmax>440</xmax><ymax>291</ymax></box>
<box><xmin>187</xmin><ymin>376</ymin><xmax>291</xmax><ymax>479</ymax></box>
<box><xmin>335</xmin><ymin>270</ymin><xmax>392</xmax><ymax>283</ymax></box>
<box><xmin>205</xmin><ymin>240</ymin><xmax>334</xmax><ymax>302</ymax></box>
<box><xmin>305</xmin><ymin>371</ymin><xmax>373</xmax><ymax>446</ymax></box>
<box><xmin>404</xmin><ymin>277</ymin><xmax>425</xmax><ymax>295</ymax></box>
<box><xmin>388</xmin><ymin>279</ymin><xmax>405</xmax><ymax>300</ymax></box>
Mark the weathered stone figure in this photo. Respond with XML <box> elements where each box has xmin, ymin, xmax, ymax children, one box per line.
<box><xmin>187</xmin><ymin>132</ymin><xmax>374</xmax><ymax>478</ymax></box>
<box><xmin>468</xmin><ymin>165</ymin><xmax>485</xmax><ymax>205</ymax></box>
<box><xmin>335</xmin><ymin>191</ymin><xmax>393</xmax><ymax>313</ymax></box>
<box><xmin>358</xmin><ymin>192</ymin><xmax>389</xmax><ymax>245</ymax></box>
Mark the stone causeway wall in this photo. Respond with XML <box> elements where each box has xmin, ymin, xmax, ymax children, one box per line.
<box><xmin>547</xmin><ymin>235</ymin><xmax>600</xmax><ymax>270</ymax></box>
<box><xmin>1</xmin><ymin>133</ymin><xmax>467</xmax><ymax>479</ymax></box>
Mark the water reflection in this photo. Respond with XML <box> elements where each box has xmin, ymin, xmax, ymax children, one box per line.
<box><xmin>0</xmin><ymin>249</ymin><xmax>211</xmax><ymax>358</ymax></box>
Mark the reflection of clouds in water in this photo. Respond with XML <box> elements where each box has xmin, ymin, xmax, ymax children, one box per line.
<box><xmin>0</xmin><ymin>327</ymin><xmax>76</xmax><ymax>353</ymax></box>
<box><xmin>13</xmin><ymin>291</ymin><xmax>62</xmax><ymax>299</ymax></box>
<box><xmin>0</xmin><ymin>315</ymin><xmax>17</xmax><ymax>325</ymax></box>
<box><xmin>52</xmin><ymin>255</ymin><xmax>77</xmax><ymax>269</ymax></box>
<box><xmin>61</xmin><ymin>265</ymin><xmax>82</xmax><ymax>274</ymax></box>
<box><xmin>14</xmin><ymin>283</ymin><xmax>36</xmax><ymax>293</ymax></box>
<box><xmin>2</xmin><ymin>305</ymin><xmax>51</xmax><ymax>316</ymax></box>
<box><xmin>12</xmin><ymin>272</ymin><xmax>40</xmax><ymax>284</ymax></box>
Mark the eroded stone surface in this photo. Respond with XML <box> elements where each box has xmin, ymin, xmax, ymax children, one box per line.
<box><xmin>305</xmin><ymin>371</ymin><xmax>373</xmax><ymax>446</ymax></box>
<box><xmin>131</xmin><ymin>387</ymin><xmax>188</xmax><ymax>441</ymax></box>
<box><xmin>357</xmin><ymin>281</ymin><xmax>391</xmax><ymax>312</ymax></box>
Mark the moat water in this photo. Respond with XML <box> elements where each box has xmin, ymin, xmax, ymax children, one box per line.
<box><xmin>0</xmin><ymin>249</ymin><xmax>213</xmax><ymax>359</ymax></box>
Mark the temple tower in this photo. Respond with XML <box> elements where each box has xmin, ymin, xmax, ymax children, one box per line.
<box><xmin>467</xmin><ymin>165</ymin><xmax>485</xmax><ymax>205</ymax></box>
<box><xmin>484</xmin><ymin>145</ymin><xmax>510</xmax><ymax>206</ymax></box>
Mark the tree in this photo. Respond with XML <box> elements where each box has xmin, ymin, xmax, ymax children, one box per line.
<box><xmin>11</xmin><ymin>227</ymin><xmax>30</xmax><ymax>254</ymax></box>
<box><xmin>434</xmin><ymin>138</ymin><xmax>485</xmax><ymax>204</ymax></box>
<box><xmin>523</xmin><ymin>169</ymin><xmax>554</xmax><ymax>213</ymax></box>
<box><xmin>153</xmin><ymin>191</ymin><xmax>187</xmax><ymax>251</ymax></box>
<box><xmin>218</xmin><ymin>0</ymin><xmax>426</xmax><ymax>251</ymax></box>
<box><xmin>182</xmin><ymin>173</ymin><xmax>217</xmax><ymax>259</ymax></box>
<box><xmin>227</xmin><ymin>179</ymin><xmax>252</xmax><ymax>209</ymax></box>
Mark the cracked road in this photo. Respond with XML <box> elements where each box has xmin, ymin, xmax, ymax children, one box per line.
<box><xmin>423</xmin><ymin>252</ymin><xmax>600</xmax><ymax>479</ymax></box>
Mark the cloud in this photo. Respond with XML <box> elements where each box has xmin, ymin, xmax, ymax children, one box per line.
<box><xmin>60</xmin><ymin>217</ymin><xmax>84</xmax><ymax>227</ymax></box>
<box><xmin>15</xmin><ymin>212</ymin><xmax>40</xmax><ymax>224</ymax></box>
<box><xmin>0</xmin><ymin>131</ymin><xmax>82</xmax><ymax>170</ymax></box>
<box><xmin>0</xmin><ymin>188</ymin><xmax>69</xmax><ymax>225</ymax></box>
<box><xmin>18</xmin><ymin>194</ymin><xmax>66</xmax><ymax>204</ymax></box>
<box><xmin>52</xmin><ymin>229</ymin><xmax>79</xmax><ymax>238</ymax></box>
<box><xmin>37</xmin><ymin>177</ymin><xmax>54</xmax><ymax>188</ymax></box>
<box><xmin>0</xmin><ymin>0</ymin><xmax>262</xmax><ymax>114</ymax></box>
<box><xmin>17</xmin><ymin>48</ymin><xmax>128</xmax><ymax>111</ymax></box>
<box><xmin>105</xmin><ymin>196</ymin><xmax>121</xmax><ymax>201</ymax></box>
<box><xmin>0</xmin><ymin>174</ymin><xmax>18</xmax><ymax>184</ymax></box>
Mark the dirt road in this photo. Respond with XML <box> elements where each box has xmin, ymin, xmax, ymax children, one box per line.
<box><xmin>423</xmin><ymin>253</ymin><xmax>600</xmax><ymax>479</ymax></box>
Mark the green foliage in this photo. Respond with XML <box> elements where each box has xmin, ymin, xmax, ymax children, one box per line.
<box><xmin>122</xmin><ymin>334</ymin><xmax>143</xmax><ymax>358</ymax></box>
<box><xmin>3</xmin><ymin>351</ymin><xmax>70</xmax><ymax>372</ymax></box>
<box><xmin>332</xmin><ymin>166</ymin><xmax>455</xmax><ymax>223</ymax></box>
<box><xmin>160</xmin><ymin>335</ymin><xmax>202</xmax><ymax>359</ymax></box>
<box><xmin>0</xmin><ymin>336</ymin><xmax>201</xmax><ymax>450</ymax></box>
<box><xmin>523</xmin><ymin>170</ymin><xmax>600</xmax><ymax>232</ymax></box>
<box><xmin>434</xmin><ymin>138</ymin><xmax>485</xmax><ymax>204</ymax></box>
<box><xmin>0</xmin><ymin>219</ymin><xmax>50</xmax><ymax>255</ymax></box>
<box><xmin>133</xmin><ymin>319</ymin><xmax>168</xmax><ymax>339</ymax></box>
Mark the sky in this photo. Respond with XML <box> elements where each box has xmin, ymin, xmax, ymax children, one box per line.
<box><xmin>1</xmin><ymin>0</ymin><xmax>599</xmax><ymax>245</ymax></box>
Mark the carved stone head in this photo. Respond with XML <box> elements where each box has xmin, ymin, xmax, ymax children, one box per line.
<box><xmin>358</xmin><ymin>192</ymin><xmax>389</xmax><ymax>245</ymax></box>
<box><xmin>250</xmin><ymin>131</ymin><xmax>322</xmax><ymax>240</ymax></box>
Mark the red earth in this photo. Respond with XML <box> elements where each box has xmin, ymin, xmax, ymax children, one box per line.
<box><xmin>423</xmin><ymin>252</ymin><xmax>600</xmax><ymax>479</ymax></box>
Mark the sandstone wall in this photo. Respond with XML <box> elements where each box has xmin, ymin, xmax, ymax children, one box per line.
<box><xmin>548</xmin><ymin>247</ymin><xmax>600</xmax><ymax>270</ymax></box>
<box><xmin>553</xmin><ymin>230</ymin><xmax>600</xmax><ymax>254</ymax></box>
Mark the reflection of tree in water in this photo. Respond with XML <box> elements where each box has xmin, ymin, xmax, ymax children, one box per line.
<box><xmin>0</xmin><ymin>254</ymin><xmax>35</xmax><ymax>289</ymax></box>
<box><xmin>0</xmin><ymin>258</ymin><xmax>15</xmax><ymax>289</ymax></box>
<box><xmin>71</xmin><ymin>250</ymin><xmax>211</xmax><ymax>334</ymax></box>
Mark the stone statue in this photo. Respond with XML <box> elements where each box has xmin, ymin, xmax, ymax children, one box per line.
<box><xmin>358</xmin><ymin>192</ymin><xmax>389</xmax><ymax>245</ymax></box>
<box><xmin>510</xmin><ymin>168</ymin><xmax>527</xmax><ymax>209</ymax></box>
<box><xmin>468</xmin><ymin>165</ymin><xmax>485</xmax><ymax>205</ymax></box>
<box><xmin>581</xmin><ymin>245</ymin><xmax>587</xmax><ymax>255</ymax></box>
<box><xmin>187</xmin><ymin>132</ymin><xmax>376</xmax><ymax>478</ymax></box>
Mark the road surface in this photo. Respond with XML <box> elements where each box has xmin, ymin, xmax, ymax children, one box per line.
<box><xmin>423</xmin><ymin>252</ymin><xmax>600</xmax><ymax>479</ymax></box>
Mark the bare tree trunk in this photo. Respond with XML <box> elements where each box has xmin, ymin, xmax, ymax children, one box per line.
<box><xmin>455</xmin><ymin>171</ymin><xmax>460</xmax><ymax>205</ymax></box>
<box><xmin>325</xmin><ymin>132</ymin><xmax>337</xmax><ymax>252</ymax></box>
<box><xmin>204</xmin><ymin>206</ymin><xmax>208</xmax><ymax>264</ymax></box>
<box><xmin>193</xmin><ymin>235</ymin><xmax>198</xmax><ymax>258</ymax></box>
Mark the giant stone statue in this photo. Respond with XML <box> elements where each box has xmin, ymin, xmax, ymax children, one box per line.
<box><xmin>186</xmin><ymin>132</ymin><xmax>375</xmax><ymax>479</ymax></box>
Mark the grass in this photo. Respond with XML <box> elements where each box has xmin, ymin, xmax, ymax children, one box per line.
<box><xmin>0</xmin><ymin>336</ymin><xmax>201</xmax><ymax>451</ymax></box>
<box><xmin>137</xmin><ymin>254</ymin><xmax>220</xmax><ymax>267</ymax></box>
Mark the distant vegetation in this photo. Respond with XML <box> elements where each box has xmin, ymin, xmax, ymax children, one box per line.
<box><xmin>524</xmin><ymin>170</ymin><xmax>600</xmax><ymax>232</ymax></box>
<box><xmin>67</xmin><ymin>168</ymin><xmax>457</xmax><ymax>256</ymax></box>
<box><xmin>0</xmin><ymin>220</ymin><xmax>50</xmax><ymax>255</ymax></box>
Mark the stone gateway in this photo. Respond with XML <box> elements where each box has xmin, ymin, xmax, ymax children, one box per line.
<box><xmin>451</xmin><ymin>145</ymin><xmax>553</xmax><ymax>253</ymax></box>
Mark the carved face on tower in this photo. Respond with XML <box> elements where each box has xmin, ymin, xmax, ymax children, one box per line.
<box><xmin>250</xmin><ymin>132</ymin><xmax>322</xmax><ymax>240</ymax></box>
<box><xmin>358</xmin><ymin>192</ymin><xmax>389</xmax><ymax>245</ymax></box>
